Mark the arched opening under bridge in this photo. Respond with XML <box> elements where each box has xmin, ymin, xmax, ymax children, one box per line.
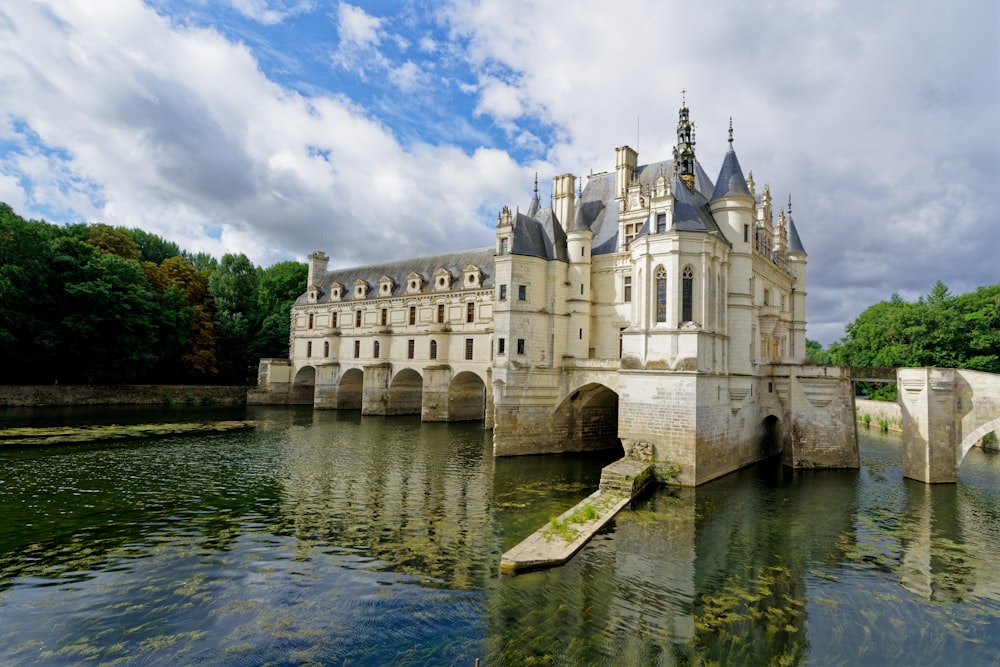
<box><xmin>449</xmin><ymin>371</ymin><xmax>486</xmax><ymax>422</ymax></box>
<box><xmin>291</xmin><ymin>366</ymin><xmax>316</xmax><ymax>404</ymax></box>
<box><xmin>388</xmin><ymin>368</ymin><xmax>423</xmax><ymax>415</ymax></box>
<box><xmin>556</xmin><ymin>383</ymin><xmax>623</xmax><ymax>454</ymax></box>
<box><xmin>338</xmin><ymin>368</ymin><xmax>363</xmax><ymax>409</ymax></box>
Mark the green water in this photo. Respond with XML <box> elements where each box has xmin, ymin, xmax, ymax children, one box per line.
<box><xmin>1</xmin><ymin>406</ymin><xmax>998</xmax><ymax>665</ymax></box>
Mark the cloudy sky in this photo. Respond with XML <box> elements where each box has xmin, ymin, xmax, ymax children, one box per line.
<box><xmin>0</xmin><ymin>1</ymin><xmax>996</xmax><ymax>345</ymax></box>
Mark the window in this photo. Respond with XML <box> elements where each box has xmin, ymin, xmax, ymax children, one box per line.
<box><xmin>580</xmin><ymin>284</ymin><xmax>584</xmax><ymax>296</ymax></box>
<box><xmin>655</xmin><ymin>266</ymin><xmax>667</xmax><ymax>323</ymax></box>
<box><xmin>624</xmin><ymin>276</ymin><xmax>632</xmax><ymax>302</ymax></box>
<box><xmin>498</xmin><ymin>337</ymin><xmax>505</xmax><ymax>355</ymax></box>
<box><xmin>324</xmin><ymin>341</ymin><xmax>329</xmax><ymax>357</ymax></box>
<box><xmin>354</xmin><ymin>340</ymin><xmax>360</xmax><ymax>358</ymax></box>
<box><xmin>656</xmin><ymin>213</ymin><xmax>666</xmax><ymax>233</ymax></box>
<box><xmin>380</xmin><ymin>308</ymin><xmax>387</xmax><ymax>326</ymax></box>
<box><xmin>407</xmin><ymin>339</ymin><xmax>414</xmax><ymax>359</ymax></box>
<box><xmin>373</xmin><ymin>340</ymin><xmax>380</xmax><ymax>358</ymax></box>
<box><xmin>682</xmin><ymin>266</ymin><xmax>694</xmax><ymax>322</ymax></box>
<box><xmin>306</xmin><ymin>341</ymin><xmax>312</xmax><ymax>357</ymax></box>
<box><xmin>409</xmin><ymin>306</ymin><xmax>416</xmax><ymax>325</ymax></box>
<box><xmin>355</xmin><ymin>310</ymin><xmax>362</xmax><ymax>328</ymax></box>
<box><xmin>467</xmin><ymin>302</ymin><xmax>475</xmax><ymax>323</ymax></box>
<box><xmin>307</xmin><ymin>313</ymin><xmax>314</xmax><ymax>329</ymax></box>
<box><xmin>743</xmin><ymin>224</ymin><xmax>749</xmax><ymax>242</ymax></box>
<box><xmin>518</xmin><ymin>285</ymin><xmax>526</xmax><ymax>301</ymax></box>
<box><xmin>332</xmin><ymin>312</ymin><xmax>337</xmax><ymax>328</ymax></box>
<box><xmin>516</xmin><ymin>338</ymin><xmax>525</xmax><ymax>355</ymax></box>
<box><xmin>579</xmin><ymin>328</ymin><xmax>583</xmax><ymax>340</ymax></box>
<box><xmin>500</xmin><ymin>237</ymin><xmax>508</xmax><ymax>254</ymax></box>
<box><xmin>430</xmin><ymin>339</ymin><xmax>438</xmax><ymax>359</ymax></box>
<box><xmin>465</xmin><ymin>338</ymin><xmax>473</xmax><ymax>360</ymax></box>
<box><xmin>437</xmin><ymin>304</ymin><xmax>445</xmax><ymax>323</ymax></box>
<box><xmin>499</xmin><ymin>284</ymin><xmax>507</xmax><ymax>301</ymax></box>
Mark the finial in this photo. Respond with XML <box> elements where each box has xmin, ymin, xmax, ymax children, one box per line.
<box><xmin>787</xmin><ymin>194</ymin><xmax>792</xmax><ymax>218</ymax></box>
<box><xmin>533</xmin><ymin>172</ymin><xmax>538</xmax><ymax>196</ymax></box>
<box><xmin>728</xmin><ymin>117</ymin><xmax>733</xmax><ymax>147</ymax></box>
<box><xmin>681</xmin><ymin>89</ymin><xmax>686</xmax><ymax>107</ymax></box>
<box><xmin>576</xmin><ymin>177</ymin><xmax>582</xmax><ymax>197</ymax></box>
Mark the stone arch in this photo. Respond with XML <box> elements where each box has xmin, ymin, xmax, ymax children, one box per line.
<box><xmin>554</xmin><ymin>383</ymin><xmax>622</xmax><ymax>453</ymax></box>
<box><xmin>449</xmin><ymin>371</ymin><xmax>487</xmax><ymax>422</ymax></box>
<box><xmin>757</xmin><ymin>414</ymin><xmax>781</xmax><ymax>459</ymax></box>
<box><xmin>338</xmin><ymin>368</ymin><xmax>363</xmax><ymax>409</ymax></box>
<box><xmin>388</xmin><ymin>368</ymin><xmax>423</xmax><ymax>415</ymax></box>
<box><xmin>959</xmin><ymin>416</ymin><xmax>1000</xmax><ymax>467</ymax></box>
<box><xmin>291</xmin><ymin>366</ymin><xmax>316</xmax><ymax>404</ymax></box>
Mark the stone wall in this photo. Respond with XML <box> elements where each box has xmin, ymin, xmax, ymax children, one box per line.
<box><xmin>0</xmin><ymin>385</ymin><xmax>247</xmax><ymax>407</ymax></box>
<box><xmin>855</xmin><ymin>398</ymin><xmax>902</xmax><ymax>432</ymax></box>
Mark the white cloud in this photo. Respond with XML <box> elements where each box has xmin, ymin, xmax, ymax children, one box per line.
<box><xmin>229</xmin><ymin>0</ymin><xmax>314</xmax><ymax>25</ymax></box>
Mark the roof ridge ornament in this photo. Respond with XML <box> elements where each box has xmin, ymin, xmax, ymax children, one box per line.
<box><xmin>728</xmin><ymin>117</ymin><xmax>734</xmax><ymax>149</ymax></box>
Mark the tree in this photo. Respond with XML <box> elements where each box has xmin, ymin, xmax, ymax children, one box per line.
<box><xmin>209</xmin><ymin>253</ymin><xmax>261</xmax><ymax>384</ymax></box>
<box><xmin>130</xmin><ymin>228</ymin><xmax>181</xmax><ymax>264</ymax></box>
<box><xmin>145</xmin><ymin>256</ymin><xmax>219</xmax><ymax>380</ymax></box>
<box><xmin>253</xmin><ymin>261</ymin><xmax>307</xmax><ymax>359</ymax></box>
<box><xmin>805</xmin><ymin>339</ymin><xmax>832</xmax><ymax>365</ymax></box>
<box><xmin>85</xmin><ymin>223</ymin><xmax>140</xmax><ymax>261</ymax></box>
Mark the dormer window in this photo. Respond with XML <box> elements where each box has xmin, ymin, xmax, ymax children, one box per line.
<box><xmin>434</xmin><ymin>268</ymin><xmax>452</xmax><ymax>291</ymax></box>
<box><xmin>354</xmin><ymin>279</ymin><xmax>369</xmax><ymax>299</ymax></box>
<box><xmin>379</xmin><ymin>275</ymin><xmax>394</xmax><ymax>296</ymax></box>
<box><xmin>406</xmin><ymin>272</ymin><xmax>424</xmax><ymax>294</ymax></box>
<box><xmin>307</xmin><ymin>285</ymin><xmax>320</xmax><ymax>303</ymax></box>
<box><xmin>330</xmin><ymin>282</ymin><xmax>344</xmax><ymax>301</ymax></box>
<box><xmin>463</xmin><ymin>265</ymin><xmax>482</xmax><ymax>288</ymax></box>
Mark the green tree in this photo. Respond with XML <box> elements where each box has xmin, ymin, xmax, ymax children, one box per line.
<box><xmin>805</xmin><ymin>339</ymin><xmax>832</xmax><ymax>365</ymax></box>
<box><xmin>130</xmin><ymin>228</ymin><xmax>181</xmax><ymax>264</ymax></box>
<box><xmin>253</xmin><ymin>261</ymin><xmax>307</xmax><ymax>359</ymax></box>
<box><xmin>85</xmin><ymin>223</ymin><xmax>140</xmax><ymax>261</ymax></box>
<box><xmin>209</xmin><ymin>253</ymin><xmax>261</xmax><ymax>384</ymax></box>
<box><xmin>145</xmin><ymin>256</ymin><xmax>219</xmax><ymax>380</ymax></box>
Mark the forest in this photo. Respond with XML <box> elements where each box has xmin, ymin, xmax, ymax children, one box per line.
<box><xmin>807</xmin><ymin>281</ymin><xmax>1000</xmax><ymax>399</ymax></box>
<box><xmin>0</xmin><ymin>203</ymin><xmax>306</xmax><ymax>385</ymax></box>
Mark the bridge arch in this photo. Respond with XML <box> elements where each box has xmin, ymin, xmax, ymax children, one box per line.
<box><xmin>338</xmin><ymin>368</ymin><xmax>363</xmax><ymax>409</ymax></box>
<box><xmin>291</xmin><ymin>366</ymin><xmax>316</xmax><ymax>403</ymax></box>
<box><xmin>449</xmin><ymin>371</ymin><xmax>487</xmax><ymax>422</ymax></box>
<box><xmin>388</xmin><ymin>368</ymin><xmax>423</xmax><ymax>415</ymax></box>
<box><xmin>959</xmin><ymin>417</ymin><xmax>1000</xmax><ymax>467</ymax></box>
<box><xmin>758</xmin><ymin>414</ymin><xmax>781</xmax><ymax>459</ymax></box>
<box><xmin>554</xmin><ymin>383</ymin><xmax>622</xmax><ymax>453</ymax></box>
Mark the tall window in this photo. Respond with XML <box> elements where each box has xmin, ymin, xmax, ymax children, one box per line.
<box><xmin>407</xmin><ymin>339</ymin><xmax>414</xmax><ymax>359</ymax></box>
<box><xmin>499</xmin><ymin>284</ymin><xmax>507</xmax><ymax>301</ymax></box>
<box><xmin>500</xmin><ymin>238</ymin><xmax>508</xmax><ymax>254</ymax></box>
<box><xmin>324</xmin><ymin>341</ymin><xmax>329</xmax><ymax>357</ymax></box>
<box><xmin>467</xmin><ymin>302</ymin><xmax>475</xmax><ymax>323</ymax></box>
<box><xmin>465</xmin><ymin>338</ymin><xmax>473</xmax><ymax>360</ymax></box>
<box><xmin>409</xmin><ymin>306</ymin><xmax>416</xmax><ymax>325</ymax></box>
<box><xmin>354</xmin><ymin>340</ymin><xmax>360</xmax><ymax>358</ymax></box>
<box><xmin>380</xmin><ymin>308</ymin><xmax>387</xmax><ymax>326</ymax></box>
<box><xmin>332</xmin><ymin>312</ymin><xmax>337</xmax><ymax>328</ymax></box>
<box><xmin>624</xmin><ymin>276</ymin><xmax>632</xmax><ymax>302</ymax></box>
<box><xmin>373</xmin><ymin>340</ymin><xmax>380</xmax><ymax>358</ymax></box>
<box><xmin>498</xmin><ymin>337</ymin><xmax>505</xmax><ymax>355</ymax></box>
<box><xmin>682</xmin><ymin>266</ymin><xmax>694</xmax><ymax>323</ymax></box>
<box><xmin>656</xmin><ymin>213</ymin><xmax>666</xmax><ymax>233</ymax></box>
<box><xmin>306</xmin><ymin>341</ymin><xmax>312</xmax><ymax>357</ymax></box>
<box><xmin>655</xmin><ymin>266</ymin><xmax>667</xmax><ymax>323</ymax></box>
<box><xmin>307</xmin><ymin>313</ymin><xmax>314</xmax><ymax>329</ymax></box>
<box><xmin>516</xmin><ymin>338</ymin><xmax>525</xmax><ymax>355</ymax></box>
<box><xmin>429</xmin><ymin>339</ymin><xmax>437</xmax><ymax>359</ymax></box>
<box><xmin>518</xmin><ymin>285</ymin><xmax>526</xmax><ymax>301</ymax></box>
<box><xmin>355</xmin><ymin>310</ymin><xmax>362</xmax><ymax>328</ymax></box>
<box><xmin>437</xmin><ymin>304</ymin><xmax>445</xmax><ymax>323</ymax></box>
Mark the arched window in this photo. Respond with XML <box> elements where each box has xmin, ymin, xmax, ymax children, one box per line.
<box><xmin>324</xmin><ymin>341</ymin><xmax>329</xmax><ymax>357</ymax></box>
<box><xmin>682</xmin><ymin>266</ymin><xmax>694</xmax><ymax>323</ymax></box>
<box><xmin>655</xmin><ymin>266</ymin><xmax>667</xmax><ymax>322</ymax></box>
<box><xmin>373</xmin><ymin>340</ymin><xmax>380</xmax><ymax>358</ymax></box>
<box><xmin>430</xmin><ymin>339</ymin><xmax>438</xmax><ymax>360</ymax></box>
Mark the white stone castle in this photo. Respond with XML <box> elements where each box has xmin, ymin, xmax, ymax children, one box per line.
<box><xmin>253</xmin><ymin>101</ymin><xmax>858</xmax><ymax>485</ymax></box>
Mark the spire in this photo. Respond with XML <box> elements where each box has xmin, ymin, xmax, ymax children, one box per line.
<box><xmin>786</xmin><ymin>196</ymin><xmax>807</xmax><ymax>255</ymax></box>
<box><xmin>527</xmin><ymin>173</ymin><xmax>540</xmax><ymax>218</ymax></box>
<box><xmin>675</xmin><ymin>95</ymin><xmax>696</xmax><ymax>191</ymax></box>
<box><xmin>711</xmin><ymin>119</ymin><xmax>750</xmax><ymax>200</ymax></box>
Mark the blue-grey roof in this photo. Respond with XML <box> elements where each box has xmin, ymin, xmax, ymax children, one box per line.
<box><xmin>711</xmin><ymin>148</ymin><xmax>751</xmax><ymax>200</ymax></box>
<box><xmin>694</xmin><ymin>158</ymin><xmax>715</xmax><ymax>196</ymax></box>
<box><xmin>510</xmin><ymin>208</ymin><xmax>568</xmax><ymax>261</ymax></box>
<box><xmin>295</xmin><ymin>247</ymin><xmax>496</xmax><ymax>305</ymax></box>
<box><xmin>787</xmin><ymin>216</ymin><xmax>807</xmax><ymax>255</ymax></box>
<box><xmin>568</xmin><ymin>200</ymin><xmax>590</xmax><ymax>233</ymax></box>
<box><xmin>672</xmin><ymin>175</ymin><xmax>729</xmax><ymax>239</ymax></box>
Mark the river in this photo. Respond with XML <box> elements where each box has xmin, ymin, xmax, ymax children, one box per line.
<box><xmin>1</xmin><ymin>405</ymin><xmax>998</xmax><ymax>665</ymax></box>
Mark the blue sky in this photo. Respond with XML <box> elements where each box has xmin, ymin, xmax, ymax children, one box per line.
<box><xmin>0</xmin><ymin>1</ymin><xmax>997</xmax><ymax>345</ymax></box>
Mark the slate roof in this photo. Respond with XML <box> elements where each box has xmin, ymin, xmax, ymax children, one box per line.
<box><xmin>787</xmin><ymin>216</ymin><xmax>807</xmax><ymax>255</ymax></box>
<box><xmin>711</xmin><ymin>147</ymin><xmax>751</xmax><ymax>200</ymax></box>
<box><xmin>296</xmin><ymin>247</ymin><xmax>495</xmax><ymax>305</ymax></box>
<box><xmin>510</xmin><ymin>208</ymin><xmax>568</xmax><ymax>261</ymax></box>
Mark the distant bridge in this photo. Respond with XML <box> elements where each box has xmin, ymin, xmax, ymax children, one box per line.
<box><xmin>898</xmin><ymin>368</ymin><xmax>1000</xmax><ymax>483</ymax></box>
<box><xmin>847</xmin><ymin>366</ymin><xmax>898</xmax><ymax>383</ymax></box>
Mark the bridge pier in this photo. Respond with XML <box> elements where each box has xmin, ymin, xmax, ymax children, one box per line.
<box><xmin>899</xmin><ymin>368</ymin><xmax>959</xmax><ymax>483</ymax></box>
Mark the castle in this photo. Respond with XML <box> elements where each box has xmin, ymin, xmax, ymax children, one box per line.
<box><xmin>252</xmin><ymin>102</ymin><xmax>858</xmax><ymax>486</ymax></box>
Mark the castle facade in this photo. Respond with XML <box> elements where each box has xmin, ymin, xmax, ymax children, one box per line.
<box><xmin>253</xmin><ymin>103</ymin><xmax>858</xmax><ymax>485</ymax></box>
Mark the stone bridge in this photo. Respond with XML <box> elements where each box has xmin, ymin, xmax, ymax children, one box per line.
<box><xmin>899</xmin><ymin>368</ymin><xmax>1000</xmax><ymax>483</ymax></box>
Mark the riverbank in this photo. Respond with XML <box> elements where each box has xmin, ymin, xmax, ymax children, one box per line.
<box><xmin>0</xmin><ymin>385</ymin><xmax>248</xmax><ymax>407</ymax></box>
<box><xmin>0</xmin><ymin>420</ymin><xmax>254</xmax><ymax>446</ymax></box>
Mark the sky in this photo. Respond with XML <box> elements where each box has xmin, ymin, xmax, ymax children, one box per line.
<box><xmin>0</xmin><ymin>1</ymin><xmax>996</xmax><ymax>345</ymax></box>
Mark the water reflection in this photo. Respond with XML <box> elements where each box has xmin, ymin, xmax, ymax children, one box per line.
<box><xmin>0</xmin><ymin>408</ymin><xmax>999</xmax><ymax>665</ymax></box>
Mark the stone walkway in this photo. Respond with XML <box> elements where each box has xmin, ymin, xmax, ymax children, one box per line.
<box><xmin>500</xmin><ymin>458</ymin><xmax>654</xmax><ymax>573</ymax></box>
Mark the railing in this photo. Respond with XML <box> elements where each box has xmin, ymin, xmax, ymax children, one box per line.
<box><xmin>848</xmin><ymin>366</ymin><xmax>897</xmax><ymax>383</ymax></box>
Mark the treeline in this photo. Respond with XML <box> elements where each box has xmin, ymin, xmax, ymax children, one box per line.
<box><xmin>807</xmin><ymin>281</ymin><xmax>1000</xmax><ymax>399</ymax></box>
<box><xmin>0</xmin><ymin>203</ymin><xmax>306</xmax><ymax>385</ymax></box>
